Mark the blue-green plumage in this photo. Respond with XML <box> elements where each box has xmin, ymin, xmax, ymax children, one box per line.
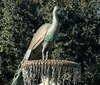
<box><xmin>44</xmin><ymin>32</ymin><xmax>58</xmax><ymax>41</ymax></box>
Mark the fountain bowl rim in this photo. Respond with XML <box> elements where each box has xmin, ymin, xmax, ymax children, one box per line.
<box><xmin>21</xmin><ymin>59</ymin><xmax>81</xmax><ymax>68</ymax></box>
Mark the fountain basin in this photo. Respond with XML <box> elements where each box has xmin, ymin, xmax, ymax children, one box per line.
<box><xmin>21</xmin><ymin>60</ymin><xmax>81</xmax><ymax>85</ymax></box>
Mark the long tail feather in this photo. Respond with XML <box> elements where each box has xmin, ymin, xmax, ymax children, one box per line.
<box><xmin>11</xmin><ymin>49</ymin><xmax>32</xmax><ymax>85</ymax></box>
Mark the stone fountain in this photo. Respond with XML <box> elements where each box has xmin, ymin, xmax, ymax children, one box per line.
<box><xmin>21</xmin><ymin>60</ymin><xmax>81</xmax><ymax>85</ymax></box>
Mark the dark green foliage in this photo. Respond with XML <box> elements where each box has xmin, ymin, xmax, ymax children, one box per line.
<box><xmin>0</xmin><ymin>0</ymin><xmax>100</xmax><ymax>85</ymax></box>
<box><xmin>0</xmin><ymin>0</ymin><xmax>40</xmax><ymax>84</ymax></box>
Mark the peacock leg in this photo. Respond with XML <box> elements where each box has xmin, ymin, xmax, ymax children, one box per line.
<box><xmin>42</xmin><ymin>42</ymin><xmax>48</xmax><ymax>60</ymax></box>
<box><xmin>46</xmin><ymin>51</ymin><xmax>48</xmax><ymax>60</ymax></box>
<box><xmin>42</xmin><ymin>48</ymin><xmax>45</xmax><ymax>60</ymax></box>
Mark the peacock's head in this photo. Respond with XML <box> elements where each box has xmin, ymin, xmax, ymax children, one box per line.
<box><xmin>53</xmin><ymin>6</ymin><xmax>59</xmax><ymax>13</ymax></box>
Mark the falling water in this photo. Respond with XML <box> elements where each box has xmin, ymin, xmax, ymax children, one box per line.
<box><xmin>22</xmin><ymin>60</ymin><xmax>81</xmax><ymax>85</ymax></box>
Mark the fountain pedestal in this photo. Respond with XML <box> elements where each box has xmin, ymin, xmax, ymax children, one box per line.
<box><xmin>22</xmin><ymin>60</ymin><xmax>81</xmax><ymax>85</ymax></box>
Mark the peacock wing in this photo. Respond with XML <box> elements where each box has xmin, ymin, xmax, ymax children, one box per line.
<box><xmin>28</xmin><ymin>23</ymin><xmax>51</xmax><ymax>50</ymax></box>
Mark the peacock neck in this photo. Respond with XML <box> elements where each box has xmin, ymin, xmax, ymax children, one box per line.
<box><xmin>44</xmin><ymin>9</ymin><xmax>59</xmax><ymax>41</ymax></box>
<box><xmin>52</xmin><ymin>10</ymin><xmax>59</xmax><ymax>28</ymax></box>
